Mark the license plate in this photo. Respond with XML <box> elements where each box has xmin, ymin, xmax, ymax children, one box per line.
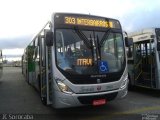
<box><xmin>93</xmin><ymin>99</ymin><xmax>106</xmax><ymax>106</ymax></box>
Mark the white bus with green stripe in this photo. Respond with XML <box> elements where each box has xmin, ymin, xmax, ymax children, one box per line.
<box><xmin>128</xmin><ymin>28</ymin><xmax>160</xmax><ymax>89</ymax></box>
<box><xmin>22</xmin><ymin>13</ymin><xmax>130</xmax><ymax>108</ymax></box>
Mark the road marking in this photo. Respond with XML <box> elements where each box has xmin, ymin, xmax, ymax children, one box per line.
<box><xmin>81</xmin><ymin>106</ymin><xmax>160</xmax><ymax>120</ymax></box>
<box><xmin>115</xmin><ymin>106</ymin><xmax>160</xmax><ymax>114</ymax></box>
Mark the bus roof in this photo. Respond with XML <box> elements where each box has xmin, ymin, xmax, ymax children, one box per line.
<box><xmin>51</xmin><ymin>12</ymin><xmax>120</xmax><ymax>21</ymax></box>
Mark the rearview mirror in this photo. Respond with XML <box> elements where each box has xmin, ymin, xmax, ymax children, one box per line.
<box><xmin>125</xmin><ymin>37</ymin><xmax>133</xmax><ymax>47</ymax></box>
<box><xmin>45</xmin><ymin>31</ymin><xmax>53</xmax><ymax>46</ymax></box>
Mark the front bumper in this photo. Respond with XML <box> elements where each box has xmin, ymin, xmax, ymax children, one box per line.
<box><xmin>52</xmin><ymin>80</ymin><xmax>128</xmax><ymax>108</ymax></box>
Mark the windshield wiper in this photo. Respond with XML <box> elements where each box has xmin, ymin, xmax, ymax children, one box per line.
<box><xmin>96</xmin><ymin>35</ymin><xmax>101</xmax><ymax>60</ymax></box>
<box><xmin>74</xmin><ymin>28</ymin><xmax>91</xmax><ymax>49</ymax></box>
<box><xmin>90</xmin><ymin>31</ymin><xmax>101</xmax><ymax>63</ymax></box>
<box><xmin>74</xmin><ymin>28</ymin><xmax>96</xmax><ymax>64</ymax></box>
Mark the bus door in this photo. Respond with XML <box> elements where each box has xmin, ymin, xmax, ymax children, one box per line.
<box><xmin>133</xmin><ymin>43</ymin><xmax>143</xmax><ymax>84</ymax></box>
<box><xmin>27</xmin><ymin>46</ymin><xmax>36</xmax><ymax>84</ymax></box>
<box><xmin>134</xmin><ymin>40</ymin><xmax>155</xmax><ymax>88</ymax></box>
<box><xmin>39</xmin><ymin>32</ymin><xmax>52</xmax><ymax>105</ymax></box>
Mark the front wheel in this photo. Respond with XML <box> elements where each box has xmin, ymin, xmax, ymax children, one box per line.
<box><xmin>41</xmin><ymin>96</ymin><xmax>47</xmax><ymax>105</ymax></box>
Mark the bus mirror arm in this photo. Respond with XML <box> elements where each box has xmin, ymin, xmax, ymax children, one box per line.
<box><xmin>45</xmin><ymin>31</ymin><xmax>54</xmax><ymax>46</ymax></box>
<box><xmin>125</xmin><ymin>37</ymin><xmax>133</xmax><ymax>47</ymax></box>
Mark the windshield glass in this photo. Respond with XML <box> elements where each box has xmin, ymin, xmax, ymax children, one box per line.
<box><xmin>55</xmin><ymin>29</ymin><xmax>125</xmax><ymax>75</ymax></box>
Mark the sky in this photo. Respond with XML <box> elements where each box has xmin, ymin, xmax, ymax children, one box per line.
<box><xmin>0</xmin><ymin>0</ymin><xmax>160</xmax><ymax>61</ymax></box>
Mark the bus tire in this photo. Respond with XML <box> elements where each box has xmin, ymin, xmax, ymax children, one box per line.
<box><xmin>41</xmin><ymin>97</ymin><xmax>47</xmax><ymax>105</ymax></box>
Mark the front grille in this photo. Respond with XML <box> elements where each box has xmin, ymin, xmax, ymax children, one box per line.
<box><xmin>78</xmin><ymin>92</ymin><xmax>118</xmax><ymax>105</ymax></box>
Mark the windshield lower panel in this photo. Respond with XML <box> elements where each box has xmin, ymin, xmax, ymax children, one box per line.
<box><xmin>55</xmin><ymin>29</ymin><xmax>125</xmax><ymax>83</ymax></box>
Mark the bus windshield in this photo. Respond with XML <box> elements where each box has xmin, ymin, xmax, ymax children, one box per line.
<box><xmin>55</xmin><ymin>29</ymin><xmax>125</xmax><ymax>75</ymax></box>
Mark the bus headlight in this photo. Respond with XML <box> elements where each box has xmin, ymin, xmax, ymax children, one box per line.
<box><xmin>120</xmin><ymin>75</ymin><xmax>128</xmax><ymax>89</ymax></box>
<box><xmin>56</xmin><ymin>80</ymin><xmax>73</xmax><ymax>94</ymax></box>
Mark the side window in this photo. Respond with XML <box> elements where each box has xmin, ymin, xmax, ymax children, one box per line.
<box><xmin>33</xmin><ymin>38</ymin><xmax>39</xmax><ymax>60</ymax></box>
<box><xmin>27</xmin><ymin>45</ymin><xmax>34</xmax><ymax>62</ymax></box>
<box><xmin>56</xmin><ymin>31</ymin><xmax>64</xmax><ymax>55</ymax></box>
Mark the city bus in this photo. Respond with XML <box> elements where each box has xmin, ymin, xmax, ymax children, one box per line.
<box><xmin>127</xmin><ymin>28</ymin><xmax>160</xmax><ymax>89</ymax></box>
<box><xmin>22</xmin><ymin>12</ymin><xmax>131</xmax><ymax>108</ymax></box>
<box><xmin>0</xmin><ymin>50</ymin><xmax>3</xmax><ymax>78</ymax></box>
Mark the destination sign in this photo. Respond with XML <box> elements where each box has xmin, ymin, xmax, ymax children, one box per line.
<box><xmin>64</xmin><ymin>16</ymin><xmax>113</xmax><ymax>28</ymax></box>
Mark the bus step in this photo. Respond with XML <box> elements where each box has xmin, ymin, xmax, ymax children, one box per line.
<box><xmin>136</xmin><ymin>79</ymin><xmax>156</xmax><ymax>88</ymax></box>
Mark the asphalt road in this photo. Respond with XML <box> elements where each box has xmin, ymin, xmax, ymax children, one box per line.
<box><xmin>0</xmin><ymin>67</ymin><xmax>160</xmax><ymax>120</ymax></box>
